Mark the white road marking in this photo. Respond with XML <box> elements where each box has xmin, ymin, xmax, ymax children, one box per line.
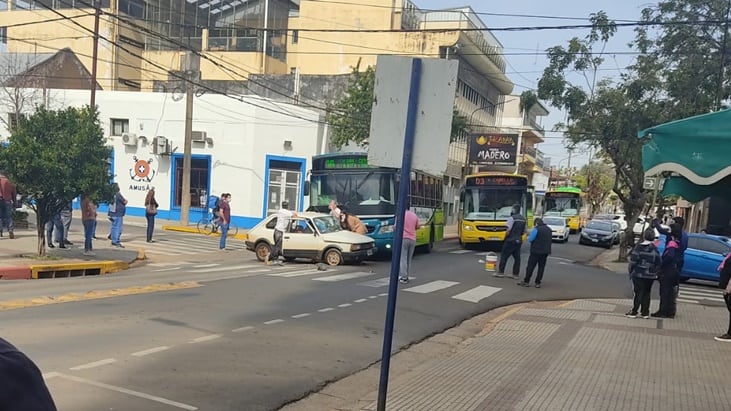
<box><xmin>449</xmin><ymin>250</ymin><xmax>472</xmax><ymax>254</ymax></box>
<box><xmin>52</xmin><ymin>373</ymin><xmax>198</xmax><ymax>410</ymax></box>
<box><xmin>196</xmin><ymin>264</ymin><xmax>262</xmax><ymax>273</ymax></box>
<box><xmin>676</xmin><ymin>298</ymin><xmax>699</xmax><ymax>304</ymax></box>
<box><xmin>132</xmin><ymin>346</ymin><xmax>170</xmax><ymax>357</ymax></box>
<box><xmin>548</xmin><ymin>256</ymin><xmax>575</xmax><ymax>263</ymax></box>
<box><xmin>292</xmin><ymin>313</ymin><xmax>311</xmax><ymax>318</ymax></box>
<box><xmin>43</xmin><ymin>372</ymin><xmax>61</xmax><ymax>379</ymax></box>
<box><xmin>318</xmin><ymin>307</ymin><xmax>334</xmax><ymax>312</ymax></box>
<box><xmin>189</xmin><ymin>334</ymin><xmax>222</xmax><ymax>343</ymax></box>
<box><xmin>451</xmin><ymin>285</ymin><xmax>502</xmax><ymax>303</ymax></box>
<box><xmin>378</xmin><ymin>293</ymin><xmax>388</xmax><ymax>297</ymax></box>
<box><xmin>404</xmin><ymin>280</ymin><xmax>460</xmax><ymax>294</ymax></box>
<box><xmin>270</xmin><ymin>268</ymin><xmax>327</xmax><ymax>277</ymax></box>
<box><xmin>678</xmin><ymin>291</ymin><xmax>724</xmax><ymax>302</ymax></box>
<box><xmin>338</xmin><ymin>303</ymin><xmax>352</xmax><ymax>307</ymax></box>
<box><xmin>264</xmin><ymin>319</ymin><xmax>284</xmax><ymax>325</ymax></box>
<box><xmin>70</xmin><ymin>358</ymin><xmax>116</xmax><ymax>370</ymax></box>
<box><xmin>368</xmin><ymin>295</ymin><xmax>379</xmax><ymax>299</ymax></box>
<box><xmin>153</xmin><ymin>267</ymin><xmax>182</xmax><ymax>272</ymax></box>
<box><xmin>313</xmin><ymin>272</ymin><xmax>374</xmax><ymax>282</ymax></box>
<box><xmin>358</xmin><ymin>277</ymin><xmax>391</xmax><ymax>288</ymax></box>
<box><xmin>354</xmin><ymin>298</ymin><xmax>368</xmax><ymax>303</ymax></box>
<box><xmin>232</xmin><ymin>326</ymin><xmax>254</xmax><ymax>333</ymax></box>
<box><xmin>193</xmin><ymin>263</ymin><xmax>220</xmax><ymax>268</ymax></box>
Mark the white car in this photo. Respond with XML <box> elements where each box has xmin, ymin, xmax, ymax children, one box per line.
<box><xmin>633</xmin><ymin>216</ymin><xmax>669</xmax><ymax>239</ymax></box>
<box><xmin>244</xmin><ymin>212</ymin><xmax>376</xmax><ymax>266</ymax></box>
<box><xmin>542</xmin><ymin>216</ymin><xmax>570</xmax><ymax>243</ymax></box>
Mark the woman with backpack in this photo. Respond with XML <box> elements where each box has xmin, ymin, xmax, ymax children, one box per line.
<box><xmin>626</xmin><ymin>228</ymin><xmax>661</xmax><ymax>319</ymax></box>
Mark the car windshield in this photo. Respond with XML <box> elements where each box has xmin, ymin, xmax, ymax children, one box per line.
<box><xmin>587</xmin><ymin>221</ymin><xmax>611</xmax><ymax>231</ymax></box>
<box><xmin>543</xmin><ymin>217</ymin><xmax>565</xmax><ymax>226</ymax></box>
<box><xmin>312</xmin><ymin>216</ymin><xmax>342</xmax><ymax>234</ymax></box>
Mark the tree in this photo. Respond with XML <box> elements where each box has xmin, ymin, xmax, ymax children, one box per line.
<box><xmin>327</xmin><ymin>64</ymin><xmax>468</xmax><ymax>149</ymax></box>
<box><xmin>572</xmin><ymin>161</ymin><xmax>615</xmax><ymax>216</ymax></box>
<box><xmin>0</xmin><ymin>54</ymin><xmax>51</xmax><ymax>133</ymax></box>
<box><xmin>537</xmin><ymin>11</ymin><xmax>654</xmax><ymax>260</ymax></box>
<box><xmin>0</xmin><ymin>106</ymin><xmax>113</xmax><ymax>256</ymax></box>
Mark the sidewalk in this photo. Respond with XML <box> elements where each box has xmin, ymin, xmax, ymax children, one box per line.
<box><xmin>283</xmin><ymin>248</ymin><xmax>731</xmax><ymax>411</ymax></box>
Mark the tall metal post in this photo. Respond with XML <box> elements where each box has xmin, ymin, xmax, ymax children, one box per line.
<box><xmin>90</xmin><ymin>0</ymin><xmax>101</xmax><ymax>107</ymax></box>
<box><xmin>377</xmin><ymin>57</ymin><xmax>422</xmax><ymax>411</ymax></box>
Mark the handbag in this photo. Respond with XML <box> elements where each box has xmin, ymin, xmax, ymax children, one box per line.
<box><xmin>145</xmin><ymin>204</ymin><xmax>158</xmax><ymax>215</ymax></box>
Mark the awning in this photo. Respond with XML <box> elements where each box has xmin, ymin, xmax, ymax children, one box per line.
<box><xmin>637</xmin><ymin>109</ymin><xmax>731</xmax><ymax>185</ymax></box>
<box><xmin>661</xmin><ymin>175</ymin><xmax>731</xmax><ymax>203</ymax></box>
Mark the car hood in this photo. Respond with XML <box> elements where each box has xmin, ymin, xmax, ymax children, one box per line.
<box><xmin>322</xmin><ymin>230</ymin><xmax>374</xmax><ymax>245</ymax></box>
<box><xmin>545</xmin><ymin>224</ymin><xmax>566</xmax><ymax>231</ymax></box>
<box><xmin>583</xmin><ymin>228</ymin><xmax>612</xmax><ymax>236</ymax></box>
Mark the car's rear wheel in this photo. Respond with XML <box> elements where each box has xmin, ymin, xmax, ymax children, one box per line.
<box><xmin>323</xmin><ymin>248</ymin><xmax>343</xmax><ymax>266</ymax></box>
<box><xmin>254</xmin><ymin>242</ymin><xmax>271</xmax><ymax>262</ymax></box>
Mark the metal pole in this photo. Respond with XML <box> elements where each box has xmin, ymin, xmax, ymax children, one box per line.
<box><xmin>180</xmin><ymin>71</ymin><xmax>195</xmax><ymax>225</ymax></box>
<box><xmin>90</xmin><ymin>0</ymin><xmax>100</xmax><ymax>107</ymax></box>
<box><xmin>377</xmin><ymin>58</ymin><xmax>422</xmax><ymax>411</ymax></box>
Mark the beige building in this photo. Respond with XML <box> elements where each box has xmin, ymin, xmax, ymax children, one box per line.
<box><xmin>498</xmin><ymin>95</ymin><xmax>549</xmax><ymax>182</ymax></box>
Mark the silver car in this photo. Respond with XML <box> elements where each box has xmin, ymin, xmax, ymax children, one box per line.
<box><xmin>542</xmin><ymin>216</ymin><xmax>570</xmax><ymax>243</ymax></box>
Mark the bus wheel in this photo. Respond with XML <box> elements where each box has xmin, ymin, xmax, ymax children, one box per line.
<box><xmin>424</xmin><ymin>225</ymin><xmax>435</xmax><ymax>253</ymax></box>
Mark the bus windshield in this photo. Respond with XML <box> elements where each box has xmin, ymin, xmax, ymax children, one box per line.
<box><xmin>544</xmin><ymin>197</ymin><xmax>580</xmax><ymax>217</ymax></box>
<box><xmin>309</xmin><ymin>172</ymin><xmax>397</xmax><ymax>216</ymax></box>
<box><xmin>462</xmin><ymin>188</ymin><xmax>526</xmax><ymax>221</ymax></box>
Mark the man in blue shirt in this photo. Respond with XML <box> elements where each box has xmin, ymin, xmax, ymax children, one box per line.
<box><xmin>518</xmin><ymin>217</ymin><xmax>552</xmax><ymax>288</ymax></box>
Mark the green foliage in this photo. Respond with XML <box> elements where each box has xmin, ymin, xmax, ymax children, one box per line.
<box><xmin>519</xmin><ymin>90</ymin><xmax>539</xmax><ymax>113</ymax></box>
<box><xmin>0</xmin><ymin>106</ymin><xmax>113</xmax><ymax>255</ymax></box>
<box><xmin>572</xmin><ymin>161</ymin><xmax>615</xmax><ymax>215</ymax></box>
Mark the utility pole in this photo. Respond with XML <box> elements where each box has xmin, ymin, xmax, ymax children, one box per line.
<box><xmin>179</xmin><ymin>52</ymin><xmax>200</xmax><ymax>226</ymax></box>
<box><xmin>90</xmin><ymin>0</ymin><xmax>100</xmax><ymax>107</ymax></box>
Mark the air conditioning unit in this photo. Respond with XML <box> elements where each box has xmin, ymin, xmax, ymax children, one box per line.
<box><xmin>121</xmin><ymin>133</ymin><xmax>138</xmax><ymax>146</ymax></box>
<box><xmin>191</xmin><ymin>130</ymin><xmax>207</xmax><ymax>142</ymax></box>
<box><xmin>152</xmin><ymin>136</ymin><xmax>170</xmax><ymax>155</ymax></box>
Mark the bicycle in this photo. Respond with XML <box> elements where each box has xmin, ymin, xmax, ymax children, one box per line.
<box><xmin>197</xmin><ymin>211</ymin><xmax>239</xmax><ymax>237</ymax></box>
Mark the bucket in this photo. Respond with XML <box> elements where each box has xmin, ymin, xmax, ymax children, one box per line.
<box><xmin>484</xmin><ymin>252</ymin><xmax>498</xmax><ymax>272</ymax></box>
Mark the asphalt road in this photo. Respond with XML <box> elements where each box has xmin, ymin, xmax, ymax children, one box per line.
<box><xmin>0</xmin><ymin>232</ymin><xmax>629</xmax><ymax>411</ymax></box>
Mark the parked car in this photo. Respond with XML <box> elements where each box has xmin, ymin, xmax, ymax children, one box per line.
<box><xmin>542</xmin><ymin>216</ymin><xmax>570</xmax><ymax>243</ymax></box>
<box><xmin>656</xmin><ymin>233</ymin><xmax>731</xmax><ymax>282</ymax></box>
<box><xmin>611</xmin><ymin>221</ymin><xmax>624</xmax><ymax>245</ymax></box>
<box><xmin>633</xmin><ymin>216</ymin><xmax>669</xmax><ymax>238</ymax></box>
<box><xmin>244</xmin><ymin>212</ymin><xmax>376</xmax><ymax>266</ymax></box>
<box><xmin>594</xmin><ymin>214</ymin><xmax>629</xmax><ymax>232</ymax></box>
<box><xmin>579</xmin><ymin>220</ymin><xmax>615</xmax><ymax>249</ymax></box>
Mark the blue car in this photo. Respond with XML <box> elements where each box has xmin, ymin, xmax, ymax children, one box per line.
<box><xmin>657</xmin><ymin>233</ymin><xmax>731</xmax><ymax>282</ymax></box>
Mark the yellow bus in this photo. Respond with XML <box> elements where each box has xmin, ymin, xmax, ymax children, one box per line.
<box><xmin>543</xmin><ymin>186</ymin><xmax>583</xmax><ymax>233</ymax></box>
<box><xmin>458</xmin><ymin>173</ymin><xmax>533</xmax><ymax>247</ymax></box>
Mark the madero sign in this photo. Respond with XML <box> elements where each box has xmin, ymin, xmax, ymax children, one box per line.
<box><xmin>468</xmin><ymin>133</ymin><xmax>519</xmax><ymax>166</ymax></box>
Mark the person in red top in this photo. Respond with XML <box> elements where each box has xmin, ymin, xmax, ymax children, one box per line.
<box><xmin>399</xmin><ymin>206</ymin><xmax>420</xmax><ymax>284</ymax></box>
<box><xmin>218</xmin><ymin>193</ymin><xmax>232</xmax><ymax>250</ymax></box>
<box><xmin>0</xmin><ymin>171</ymin><xmax>18</xmax><ymax>239</ymax></box>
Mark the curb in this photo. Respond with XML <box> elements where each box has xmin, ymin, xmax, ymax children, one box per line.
<box><xmin>0</xmin><ymin>266</ymin><xmax>32</xmax><ymax>280</ymax></box>
<box><xmin>161</xmin><ymin>224</ymin><xmax>248</xmax><ymax>241</ymax></box>
<box><xmin>28</xmin><ymin>261</ymin><xmax>129</xmax><ymax>279</ymax></box>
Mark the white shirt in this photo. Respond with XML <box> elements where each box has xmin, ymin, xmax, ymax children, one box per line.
<box><xmin>274</xmin><ymin>209</ymin><xmax>294</xmax><ymax>232</ymax></box>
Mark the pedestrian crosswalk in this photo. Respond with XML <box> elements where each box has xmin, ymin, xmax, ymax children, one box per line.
<box><xmin>122</xmin><ymin>235</ymin><xmax>246</xmax><ymax>256</ymax></box>
<box><xmin>677</xmin><ymin>284</ymin><xmax>725</xmax><ymax>305</ymax></box>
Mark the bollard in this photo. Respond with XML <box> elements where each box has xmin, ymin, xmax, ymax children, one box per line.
<box><xmin>484</xmin><ymin>252</ymin><xmax>498</xmax><ymax>272</ymax></box>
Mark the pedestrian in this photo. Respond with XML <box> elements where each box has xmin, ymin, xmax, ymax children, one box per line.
<box><xmin>0</xmin><ymin>170</ymin><xmax>17</xmax><ymax>239</ymax></box>
<box><xmin>144</xmin><ymin>187</ymin><xmax>159</xmax><ymax>243</ymax></box>
<box><xmin>497</xmin><ymin>204</ymin><xmax>527</xmax><ymax>279</ymax></box>
<box><xmin>518</xmin><ymin>217</ymin><xmax>552</xmax><ymax>288</ymax></box>
<box><xmin>91</xmin><ymin>199</ymin><xmax>99</xmax><ymax>239</ymax></box>
<box><xmin>266</xmin><ymin>200</ymin><xmax>297</xmax><ymax>265</ymax></box>
<box><xmin>0</xmin><ymin>336</ymin><xmax>57</xmax><ymax>410</ymax></box>
<box><xmin>652</xmin><ymin>223</ymin><xmax>682</xmax><ymax>319</ymax></box>
<box><xmin>80</xmin><ymin>195</ymin><xmax>96</xmax><ymax>256</ymax></box>
<box><xmin>339</xmin><ymin>210</ymin><xmax>367</xmax><ymax>235</ymax></box>
<box><xmin>715</xmin><ymin>252</ymin><xmax>731</xmax><ymax>341</ymax></box>
<box><xmin>328</xmin><ymin>199</ymin><xmax>342</xmax><ymax>219</ymax></box>
<box><xmin>218</xmin><ymin>193</ymin><xmax>231</xmax><ymax>250</ymax></box>
<box><xmin>58</xmin><ymin>201</ymin><xmax>73</xmax><ymax>246</ymax></box>
<box><xmin>398</xmin><ymin>205</ymin><xmax>420</xmax><ymax>284</ymax></box>
<box><xmin>45</xmin><ymin>207</ymin><xmax>64</xmax><ymax>249</ymax></box>
<box><xmin>653</xmin><ymin>215</ymin><xmax>688</xmax><ymax>271</ymax></box>
<box><xmin>108</xmin><ymin>184</ymin><xmax>128</xmax><ymax>248</ymax></box>
<box><xmin>626</xmin><ymin>228</ymin><xmax>661</xmax><ymax>319</ymax></box>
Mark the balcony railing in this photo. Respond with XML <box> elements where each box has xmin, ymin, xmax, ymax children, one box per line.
<box><xmin>521</xmin><ymin>145</ymin><xmax>537</xmax><ymax>159</ymax></box>
<box><xmin>523</xmin><ymin>114</ymin><xmax>544</xmax><ymax>132</ymax></box>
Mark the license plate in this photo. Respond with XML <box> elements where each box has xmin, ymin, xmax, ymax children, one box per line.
<box><xmin>367</xmin><ymin>249</ymin><xmax>374</xmax><ymax>256</ymax></box>
<box><xmin>488</xmin><ymin>237</ymin><xmax>501</xmax><ymax>241</ymax></box>
<box><xmin>591</xmin><ymin>239</ymin><xmax>598</xmax><ymax>243</ymax></box>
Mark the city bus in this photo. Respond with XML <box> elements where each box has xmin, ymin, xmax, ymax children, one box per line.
<box><xmin>458</xmin><ymin>172</ymin><xmax>534</xmax><ymax>247</ymax></box>
<box><xmin>543</xmin><ymin>186</ymin><xmax>584</xmax><ymax>233</ymax></box>
<box><xmin>306</xmin><ymin>152</ymin><xmax>444</xmax><ymax>253</ymax></box>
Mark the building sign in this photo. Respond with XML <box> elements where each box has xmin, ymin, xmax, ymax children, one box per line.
<box><xmin>129</xmin><ymin>156</ymin><xmax>156</xmax><ymax>191</ymax></box>
<box><xmin>469</xmin><ymin>133</ymin><xmax>518</xmax><ymax>166</ymax></box>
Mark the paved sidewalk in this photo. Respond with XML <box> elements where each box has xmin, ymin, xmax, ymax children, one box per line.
<box><xmin>283</xmin><ymin>297</ymin><xmax>731</xmax><ymax>411</ymax></box>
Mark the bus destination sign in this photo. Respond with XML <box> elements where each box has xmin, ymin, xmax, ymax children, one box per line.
<box><xmin>546</xmin><ymin>192</ymin><xmax>580</xmax><ymax>198</ymax></box>
<box><xmin>466</xmin><ymin>176</ymin><xmax>527</xmax><ymax>187</ymax></box>
<box><xmin>317</xmin><ymin>156</ymin><xmax>369</xmax><ymax>170</ymax></box>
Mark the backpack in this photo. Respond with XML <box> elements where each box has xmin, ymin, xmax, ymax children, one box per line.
<box><xmin>630</xmin><ymin>243</ymin><xmax>660</xmax><ymax>279</ymax></box>
<box><xmin>207</xmin><ymin>195</ymin><xmax>220</xmax><ymax>211</ymax></box>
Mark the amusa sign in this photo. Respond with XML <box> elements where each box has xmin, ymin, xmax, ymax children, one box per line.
<box><xmin>469</xmin><ymin>133</ymin><xmax>519</xmax><ymax>166</ymax></box>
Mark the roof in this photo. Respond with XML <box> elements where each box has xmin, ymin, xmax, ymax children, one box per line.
<box><xmin>0</xmin><ymin>52</ymin><xmax>57</xmax><ymax>76</ymax></box>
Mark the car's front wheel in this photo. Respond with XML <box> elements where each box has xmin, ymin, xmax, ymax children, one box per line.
<box><xmin>323</xmin><ymin>248</ymin><xmax>343</xmax><ymax>266</ymax></box>
<box><xmin>254</xmin><ymin>242</ymin><xmax>271</xmax><ymax>262</ymax></box>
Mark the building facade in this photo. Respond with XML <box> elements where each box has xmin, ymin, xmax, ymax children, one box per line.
<box><xmin>0</xmin><ymin>89</ymin><xmax>325</xmax><ymax>227</ymax></box>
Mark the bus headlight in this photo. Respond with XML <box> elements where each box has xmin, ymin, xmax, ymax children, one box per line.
<box><xmin>378</xmin><ymin>225</ymin><xmax>394</xmax><ymax>234</ymax></box>
<box><xmin>462</xmin><ymin>225</ymin><xmax>473</xmax><ymax>231</ymax></box>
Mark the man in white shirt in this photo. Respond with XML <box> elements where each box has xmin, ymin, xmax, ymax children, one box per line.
<box><xmin>266</xmin><ymin>200</ymin><xmax>297</xmax><ymax>265</ymax></box>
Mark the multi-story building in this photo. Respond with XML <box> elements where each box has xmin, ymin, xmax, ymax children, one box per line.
<box><xmin>0</xmin><ymin>0</ymin><xmax>513</xmax><ymax>224</ymax></box>
<box><xmin>498</xmin><ymin>95</ymin><xmax>549</xmax><ymax>184</ymax></box>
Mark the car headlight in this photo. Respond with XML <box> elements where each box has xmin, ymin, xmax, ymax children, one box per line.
<box><xmin>351</xmin><ymin>243</ymin><xmax>362</xmax><ymax>251</ymax></box>
<box><xmin>556</xmin><ymin>228</ymin><xmax>564</xmax><ymax>234</ymax></box>
<box><xmin>378</xmin><ymin>225</ymin><xmax>394</xmax><ymax>234</ymax></box>
<box><xmin>603</xmin><ymin>235</ymin><xmax>613</xmax><ymax>240</ymax></box>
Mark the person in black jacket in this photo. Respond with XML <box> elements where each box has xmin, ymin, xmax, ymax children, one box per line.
<box><xmin>715</xmin><ymin>253</ymin><xmax>731</xmax><ymax>342</ymax></box>
<box><xmin>626</xmin><ymin>228</ymin><xmax>661</xmax><ymax>319</ymax></box>
<box><xmin>518</xmin><ymin>217</ymin><xmax>552</xmax><ymax>288</ymax></box>
<box><xmin>652</xmin><ymin>223</ymin><xmax>682</xmax><ymax>319</ymax></box>
<box><xmin>0</xmin><ymin>337</ymin><xmax>57</xmax><ymax>410</ymax></box>
<box><xmin>497</xmin><ymin>204</ymin><xmax>527</xmax><ymax>279</ymax></box>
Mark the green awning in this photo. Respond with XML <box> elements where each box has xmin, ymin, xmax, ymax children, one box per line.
<box><xmin>661</xmin><ymin>175</ymin><xmax>731</xmax><ymax>203</ymax></box>
<box><xmin>638</xmin><ymin>109</ymin><xmax>731</xmax><ymax>185</ymax></box>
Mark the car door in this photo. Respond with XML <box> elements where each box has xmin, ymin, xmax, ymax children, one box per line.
<box><xmin>691</xmin><ymin>238</ymin><xmax>729</xmax><ymax>281</ymax></box>
<box><xmin>283</xmin><ymin>218</ymin><xmax>318</xmax><ymax>259</ymax></box>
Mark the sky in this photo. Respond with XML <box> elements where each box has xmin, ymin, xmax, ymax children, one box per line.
<box><xmin>418</xmin><ymin>0</ymin><xmax>650</xmax><ymax>168</ymax></box>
